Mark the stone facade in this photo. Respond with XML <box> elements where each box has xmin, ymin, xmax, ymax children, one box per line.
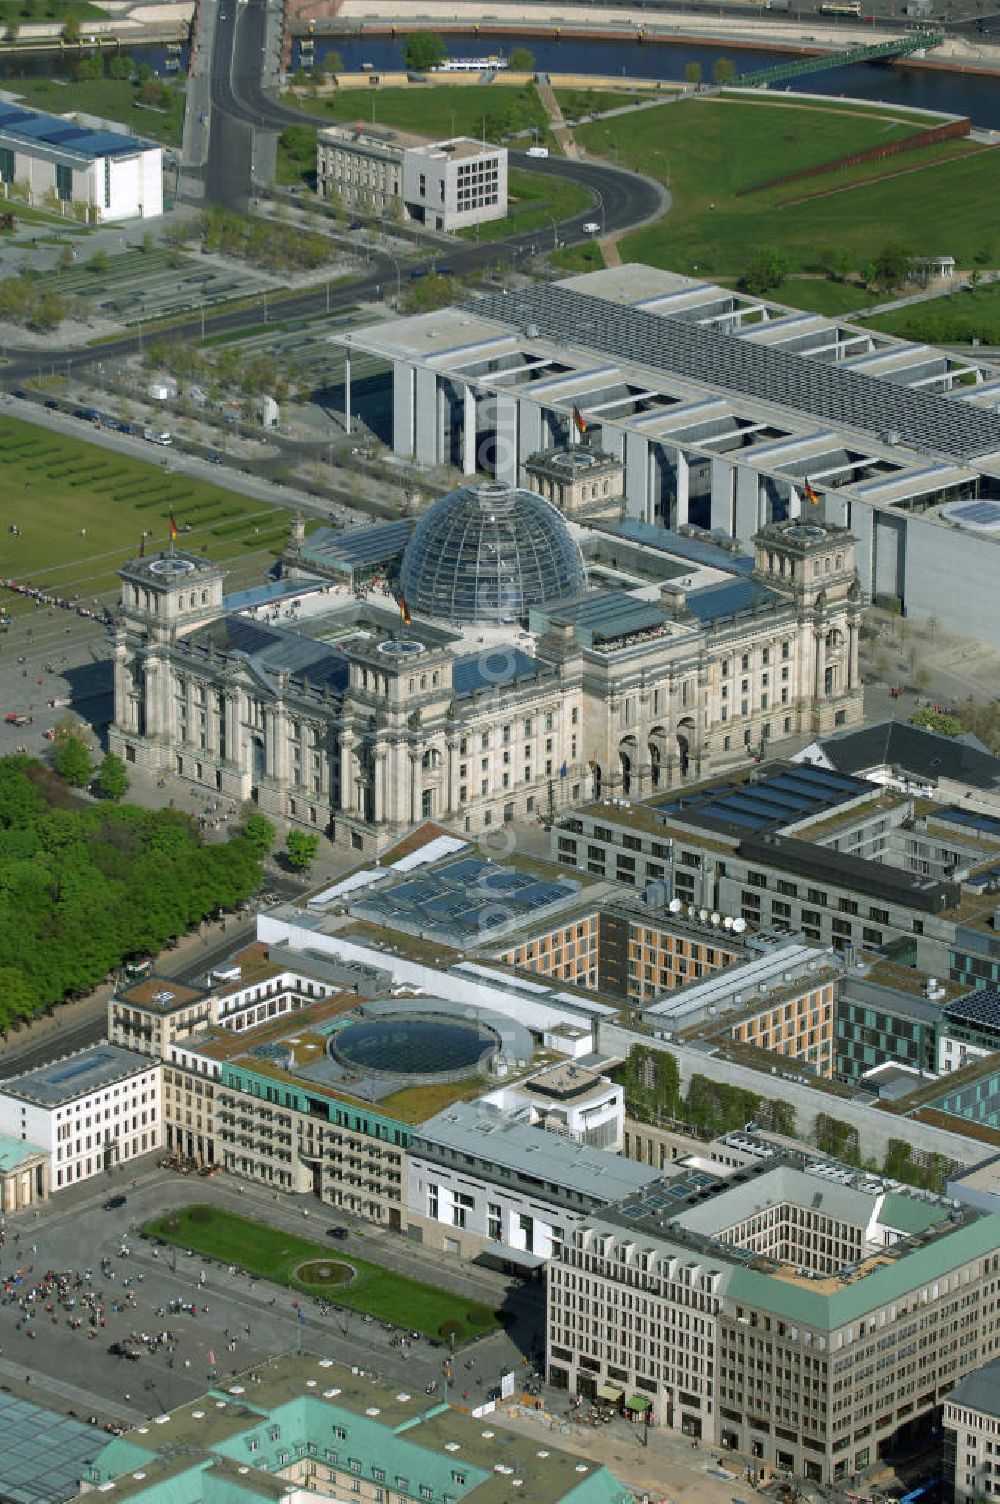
<box><xmin>109</xmin><ymin>519</ymin><xmax>863</xmax><ymax>850</ymax></box>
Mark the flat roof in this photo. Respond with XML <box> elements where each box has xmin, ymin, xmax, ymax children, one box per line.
<box><xmin>298</xmin><ymin>520</ymin><xmax>414</xmax><ymax>571</ymax></box>
<box><xmin>468</xmin><ymin>282</ymin><xmax>1000</xmax><ymax>463</ymax></box>
<box><xmin>414</xmin><ymin>1101</ymin><xmax>662</xmax><ymax>1203</ymax></box>
<box><xmin>0</xmin><ymin>1043</ymin><xmax>153</xmax><ymax>1108</ymax></box>
<box><xmin>0</xmin><ymin>100</ymin><xmax>156</xmax><ymax>161</ymax></box>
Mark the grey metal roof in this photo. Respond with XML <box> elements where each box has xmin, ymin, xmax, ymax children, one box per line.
<box><xmin>532</xmin><ymin>589</ymin><xmax>665</xmax><ymax>644</ymax></box>
<box><xmin>594</xmin><ymin>519</ymin><xmax>754</xmax><ymax>576</ymax></box>
<box><xmin>672</xmin><ymin>1163</ymin><xmax>880</xmax><ymax>1236</ymax></box>
<box><xmin>684</xmin><ymin>577</ymin><xmax>782</xmax><ymax>622</ymax></box>
<box><xmin>0</xmin><ymin>1391</ymin><xmax>102</xmax><ymax>1504</ymax></box>
<box><xmin>947</xmin><ymin>1356</ymin><xmax>1000</xmax><ymax>1416</ymax></box>
<box><xmin>0</xmin><ymin>1044</ymin><xmax>153</xmax><ymax>1107</ymax></box>
<box><xmin>413</xmin><ymin>1101</ymin><xmax>664</xmax><ymax>1203</ymax></box>
<box><xmin>300</xmin><ymin>520</ymin><xmax>414</xmax><ymax>570</ymax></box>
<box><xmin>654</xmin><ymin>762</ymin><xmax>871</xmax><ymax>835</ymax></box>
<box><xmin>193</xmin><ymin>616</ymin><xmax>350</xmax><ymax>694</ymax></box>
<box><xmin>452</xmin><ymin>645</ymin><xmax>541</xmax><ymax>695</ymax></box>
<box><xmin>468</xmin><ymin>286</ymin><xmax>1000</xmax><ymax>463</ymax></box>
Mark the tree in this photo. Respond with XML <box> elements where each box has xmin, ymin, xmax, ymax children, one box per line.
<box><xmin>322</xmin><ymin>48</ymin><xmax>343</xmax><ymax>75</ymax></box>
<box><xmin>818</xmin><ymin>245</ymin><xmax>852</xmax><ymax>283</ymax></box>
<box><xmin>712</xmin><ymin>56</ymin><xmax>736</xmax><ymax>85</ymax></box>
<box><xmin>88</xmin><ymin>248</ymin><xmax>109</xmax><ymax>274</ymax></box>
<box><xmin>910</xmin><ymin>708</ymin><xmax>962</xmax><ymax>737</ymax></box>
<box><xmin>683</xmin><ymin>60</ymin><xmax>702</xmax><ymax>85</ymax></box>
<box><xmin>93</xmin><ymin>754</ymin><xmax>129</xmax><ymax>803</ymax></box>
<box><xmin>108</xmin><ymin>53</ymin><xmax>131</xmax><ymax>80</ymax></box>
<box><xmin>509</xmin><ymin>46</ymin><xmax>535</xmax><ymax>71</ymax></box>
<box><xmin>286</xmin><ymin>829</ymin><xmax>320</xmax><ymax>871</ymax></box>
<box><xmin>242</xmin><ymin>813</ymin><xmax>276</xmax><ymax>859</ymax></box>
<box><xmin>5</xmin><ymin>19</ymin><xmax>18</xmax><ymax>41</ymax></box>
<box><xmin>872</xmin><ymin>242</ymin><xmax>912</xmax><ymax>293</ymax></box>
<box><xmin>740</xmin><ymin>246</ymin><xmax>788</xmax><ymax>296</ymax></box>
<box><xmin>61</xmin><ymin>14</ymin><xmax>80</xmax><ymax>43</ymax></box>
<box><xmin>403</xmin><ymin>30</ymin><xmax>446</xmax><ymax>71</ymax></box>
<box><xmin>53</xmin><ymin>735</ymin><xmax>92</xmax><ymax>787</ymax></box>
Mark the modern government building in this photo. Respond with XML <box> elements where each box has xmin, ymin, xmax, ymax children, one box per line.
<box><xmin>339</xmin><ymin>265</ymin><xmax>1000</xmax><ymax>649</ymax></box>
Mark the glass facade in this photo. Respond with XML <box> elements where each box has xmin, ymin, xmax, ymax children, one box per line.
<box><xmin>400</xmin><ymin>481</ymin><xmax>585</xmax><ymax>624</ymax></box>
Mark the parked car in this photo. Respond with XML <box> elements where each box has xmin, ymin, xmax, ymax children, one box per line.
<box><xmin>104</xmin><ymin>1194</ymin><xmax>127</xmax><ymax>1210</ymax></box>
<box><xmin>326</xmin><ymin>1226</ymin><xmax>348</xmax><ymax>1240</ymax></box>
<box><xmin>143</xmin><ymin>428</ymin><xmax>172</xmax><ymax>446</ymax></box>
<box><xmin>4</xmin><ymin>713</ymin><xmax>29</xmax><ymax>726</ymax></box>
<box><xmin>44</xmin><ymin>398</ymin><xmax>59</xmax><ymax>411</ymax></box>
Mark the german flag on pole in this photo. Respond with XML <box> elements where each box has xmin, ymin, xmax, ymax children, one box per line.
<box><xmin>803</xmin><ymin>478</ymin><xmax>821</xmax><ymax>508</ymax></box>
<box><xmin>400</xmin><ymin>592</ymin><xmax>412</xmax><ymax>627</ymax></box>
<box><xmin>168</xmin><ymin>512</ymin><xmax>179</xmax><ymax>541</ymax></box>
<box><xmin>572</xmin><ymin>404</ymin><xmax>587</xmax><ymax>436</ymax></box>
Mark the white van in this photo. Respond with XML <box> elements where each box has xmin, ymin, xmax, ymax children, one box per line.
<box><xmin>526</xmin><ymin>146</ymin><xmax>549</xmax><ymax>158</ymax></box>
<box><xmin>144</xmin><ymin>428</ymin><xmax>173</xmax><ymax>446</ymax></box>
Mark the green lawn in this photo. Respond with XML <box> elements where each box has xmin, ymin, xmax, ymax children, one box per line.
<box><xmin>0</xmin><ymin>0</ymin><xmax>106</xmax><ymax>18</ymax></box>
<box><xmin>554</xmin><ymin>87</ymin><xmax>642</xmax><ymax>119</ymax></box>
<box><xmin>284</xmin><ymin>81</ymin><xmax>548</xmax><ymax>143</ymax></box>
<box><xmin>768</xmin><ymin>276</ymin><xmax>875</xmax><ymax>317</ymax></box>
<box><xmin>551</xmin><ymin>240</ymin><xmax>605</xmax><ymax>274</ymax></box>
<box><xmin>0</xmin><ymin>413</ymin><xmax>289</xmax><ymax>606</ymax></box>
<box><xmin>457</xmin><ymin>166</ymin><xmax>591</xmax><ymax>243</ymax></box>
<box><xmin>5</xmin><ymin>75</ymin><xmax>185</xmax><ymax>146</ymax></box>
<box><xmin>862</xmin><ymin>281</ymin><xmax>1000</xmax><ymax>345</ymax></box>
<box><xmin>144</xmin><ymin>1204</ymin><xmax>501</xmax><ymax>1341</ymax></box>
<box><xmin>571</xmin><ymin>97</ymin><xmax>998</xmax><ymax>281</ymax></box>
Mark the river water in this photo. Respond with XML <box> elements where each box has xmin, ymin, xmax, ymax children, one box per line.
<box><xmin>293</xmin><ymin>30</ymin><xmax>1000</xmax><ymax>127</ymax></box>
<box><xmin>1</xmin><ymin>31</ymin><xmax>996</xmax><ymax>129</ymax></box>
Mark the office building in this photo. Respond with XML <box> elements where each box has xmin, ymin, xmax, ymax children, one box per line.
<box><xmin>944</xmin><ymin>1358</ymin><xmax>1000</xmax><ymax>1504</ymax></box>
<box><xmin>0</xmin><ymin>1043</ymin><xmax>161</xmax><ymax>1190</ymax></box>
<box><xmin>340</xmin><ymin>264</ymin><xmax>1000</xmax><ymax>647</ymax></box>
<box><xmin>77</xmin><ymin>1353</ymin><xmax>633</xmax><ymax>1504</ymax></box>
<box><xmin>317</xmin><ymin>122</ymin><xmax>507</xmax><ymax>230</ymax></box>
<box><xmin>406</xmin><ymin>1098</ymin><xmax>664</xmax><ymax>1265</ymax></box>
<box><xmin>0</xmin><ymin>100</ymin><xmax>161</xmax><ymax>219</ymax></box>
<box><xmin>547</xmin><ymin>1157</ymin><xmax>1000</xmax><ymax>1482</ymax></box>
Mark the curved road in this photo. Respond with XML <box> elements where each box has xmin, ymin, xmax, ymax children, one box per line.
<box><xmin>1</xmin><ymin>0</ymin><xmax>665</xmax><ymax>377</ymax></box>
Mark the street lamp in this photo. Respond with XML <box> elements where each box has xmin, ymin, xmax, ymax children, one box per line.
<box><xmin>382</xmin><ymin>250</ymin><xmax>401</xmax><ymax>306</ymax></box>
<box><xmin>593</xmin><ymin>187</ymin><xmax>605</xmax><ymax>234</ymax></box>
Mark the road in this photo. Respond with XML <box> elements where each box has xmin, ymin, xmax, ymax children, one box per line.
<box><xmin>0</xmin><ymin>0</ymin><xmax>665</xmax><ymax>380</ymax></box>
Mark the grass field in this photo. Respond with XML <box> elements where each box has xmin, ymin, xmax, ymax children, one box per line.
<box><xmin>770</xmin><ymin>277</ymin><xmax>876</xmax><ymax>317</ymax></box>
<box><xmin>4</xmin><ymin>75</ymin><xmax>185</xmax><ymax>146</ymax></box>
<box><xmin>571</xmin><ymin>97</ymin><xmax>998</xmax><ymax>281</ymax></box>
<box><xmin>554</xmin><ymin>87</ymin><xmax>639</xmax><ymax>119</ymax></box>
<box><xmin>0</xmin><ymin>0</ymin><xmax>106</xmax><ymax>18</ymax></box>
<box><xmin>862</xmin><ymin>282</ymin><xmax>1000</xmax><ymax>345</ymax></box>
<box><xmin>145</xmin><ymin>1204</ymin><xmax>501</xmax><ymax>1340</ymax></box>
<box><xmin>284</xmin><ymin>81</ymin><xmax>548</xmax><ymax>143</ymax></box>
<box><xmin>0</xmin><ymin>413</ymin><xmax>290</xmax><ymax>607</ymax></box>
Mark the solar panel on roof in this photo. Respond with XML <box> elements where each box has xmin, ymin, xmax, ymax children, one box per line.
<box><xmin>469</xmin><ymin>286</ymin><xmax>1000</xmax><ymax>463</ymax></box>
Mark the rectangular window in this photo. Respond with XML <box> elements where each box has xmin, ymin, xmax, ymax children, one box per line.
<box><xmin>104</xmin><ymin>156</ymin><xmax>111</xmax><ymax>209</ymax></box>
<box><xmin>56</xmin><ymin>163</ymin><xmax>73</xmax><ymax>202</ymax></box>
<box><xmin>0</xmin><ymin>146</ymin><xmax>13</xmax><ymax>184</ymax></box>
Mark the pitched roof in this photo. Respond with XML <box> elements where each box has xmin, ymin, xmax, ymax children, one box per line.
<box><xmin>806</xmin><ymin>720</ymin><xmax>1000</xmax><ymax>793</ymax></box>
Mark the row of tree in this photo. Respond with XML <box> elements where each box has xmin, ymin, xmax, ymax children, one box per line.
<box><xmin>740</xmin><ymin>241</ymin><xmax>917</xmax><ymax>297</ymax></box>
<box><xmin>0</xmin><ymin>755</ymin><xmax>268</xmax><ymax>1034</ymax></box>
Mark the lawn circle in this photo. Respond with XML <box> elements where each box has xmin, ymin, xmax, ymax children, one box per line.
<box><xmin>296</xmin><ymin>1258</ymin><xmax>355</xmax><ymax>1289</ymax></box>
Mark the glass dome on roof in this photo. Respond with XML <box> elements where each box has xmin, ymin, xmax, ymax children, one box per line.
<box><xmin>400</xmin><ymin>481</ymin><xmax>585</xmax><ymax>624</ymax></box>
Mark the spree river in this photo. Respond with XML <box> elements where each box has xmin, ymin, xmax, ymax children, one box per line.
<box><xmin>294</xmin><ymin>30</ymin><xmax>1000</xmax><ymax>127</ymax></box>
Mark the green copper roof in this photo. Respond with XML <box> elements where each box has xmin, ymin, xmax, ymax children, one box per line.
<box><xmin>880</xmin><ymin>1191</ymin><xmax>948</xmax><ymax>1236</ymax></box>
<box><xmin>727</xmin><ymin>1214</ymin><xmax>1000</xmax><ymax>1331</ymax></box>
